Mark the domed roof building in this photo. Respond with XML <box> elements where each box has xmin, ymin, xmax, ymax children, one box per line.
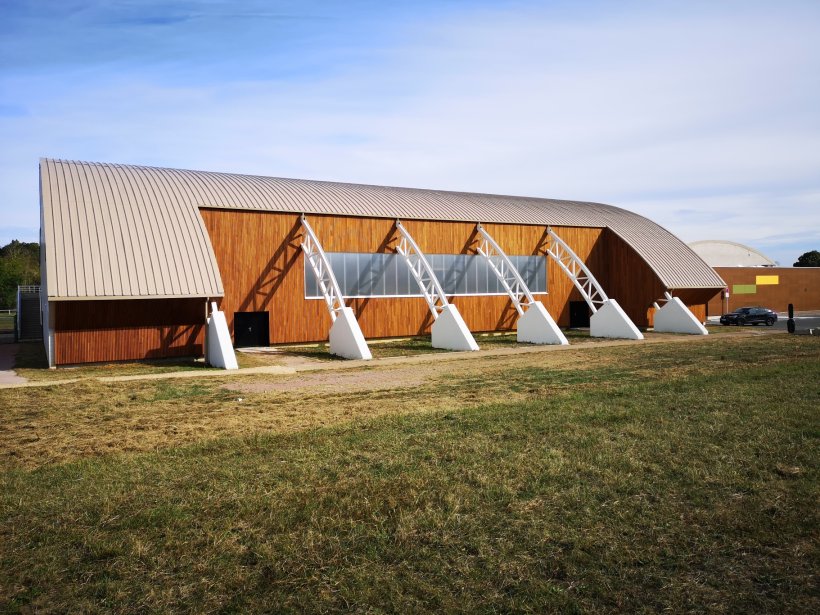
<box><xmin>38</xmin><ymin>159</ymin><xmax>724</xmax><ymax>365</ymax></box>
<box><xmin>688</xmin><ymin>240</ymin><xmax>776</xmax><ymax>267</ymax></box>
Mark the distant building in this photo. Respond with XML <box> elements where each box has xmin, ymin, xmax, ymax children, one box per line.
<box><xmin>688</xmin><ymin>241</ymin><xmax>820</xmax><ymax>315</ymax></box>
<box><xmin>705</xmin><ymin>266</ymin><xmax>820</xmax><ymax>315</ymax></box>
<box><xmin>688</xmin><ymin>240</ymin><xmax>776</xmax><ymax>267</ymax></box>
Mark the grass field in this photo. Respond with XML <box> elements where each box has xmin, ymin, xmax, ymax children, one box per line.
<box><xmin>1</xmin><ymin>334</ymin><xmax>817</xmax><ymax>612</ymax></box>
<box><xmin>0</xmin><ymin>312</ymin><xmax>14</xmax><ymax>333</ymax></box>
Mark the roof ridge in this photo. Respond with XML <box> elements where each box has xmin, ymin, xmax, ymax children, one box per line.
<box><xmin>43</xmin><ymin>158</ymin><xmax>603</xmax><ymax>208</ymax></box>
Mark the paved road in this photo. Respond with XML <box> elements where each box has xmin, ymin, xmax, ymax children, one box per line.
<box><xmin>772</xmin><ymin>315</ymin><xmax>820</xmax><ymax>332</ymax></box>
<box><xmin>709</xmin><ymin>312</ymin><xmax>820</xmax><ymax>333</ymax></box>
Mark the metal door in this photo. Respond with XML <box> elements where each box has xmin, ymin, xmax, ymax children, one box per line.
<box><xmin>569</xmin><ymin>301</ymin><xmax>591</xmax><ymax>328</ymax></box>
<box><xmin>234</xmin><ymin>311</ymin><xmax>269</xmax><ymax>348</ymax></box>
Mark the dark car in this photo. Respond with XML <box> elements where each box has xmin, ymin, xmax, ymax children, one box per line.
<box><xmin>720</xmin><ymin>306</ymin><xmax>778</xmax><ymax>326</ymax></box>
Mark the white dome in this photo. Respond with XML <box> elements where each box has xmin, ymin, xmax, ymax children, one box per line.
<box><xmin>688</xmin><ymin>240</ymin><xmax>776</xmax><ymax>267</ymax></box>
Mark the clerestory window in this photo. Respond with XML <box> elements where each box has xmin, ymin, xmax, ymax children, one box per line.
<box><xmin>305</xmin><ymin>252</ymin><xmax>546</xmax><ymax>299</ymax></box>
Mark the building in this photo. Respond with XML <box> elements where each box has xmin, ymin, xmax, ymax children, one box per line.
<box><xmin>706</xmin><ymin>268</ymin><xmax>820</xmax><ymax>315</ymax></box>
<box><xmin>39</xmin><ymin>159</ymin><xmax>724</xmax><ymax>366</ymax></box>
<box><xmin>689</xmin><ymin>240</ymin><xmax>777</xmax><ymax>267</ymax></box>
<box><xmin>688</xmin><ymin>240</ymin><xmax>820</xmax><ymax>315</ymax></box>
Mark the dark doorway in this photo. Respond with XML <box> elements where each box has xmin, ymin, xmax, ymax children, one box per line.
<box><xmin>234</xmin><ymin>311</ymin><xmax>269</xmax><ymax>348</ymax></box>
<box><xmin>569</xmin><ymin>301</ymin><xmax>591</xmax><ymax>328</ymax></box>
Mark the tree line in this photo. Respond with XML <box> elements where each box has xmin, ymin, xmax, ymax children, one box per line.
<box><xmin>794</xmin><ymin>250</ymin><xmax>820</xmax><ymax>267</ymax></box>
<box><xmin>0</xmin><ymin>240</ymin><xmax>40</xmax><ymax>309</ymax></box>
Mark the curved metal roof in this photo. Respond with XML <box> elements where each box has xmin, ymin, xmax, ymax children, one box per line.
<box><xmin>40</xmin><ymin>159</ymin><xmax>724</xmax><ymax>299</ymax></box>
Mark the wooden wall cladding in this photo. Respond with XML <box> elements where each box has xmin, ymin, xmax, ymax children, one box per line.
<box><xmin>53</xmin><ymin>298</ymin><xmax>206</xmax><ymax>365</ymax></box>
<box><xmin>600</xmin><ymin>228</ymin><xmax>665</xmax><ymax>327</ymax></box>
<box><xmin>199</xmin><ymin>209</ymin><xmax>643</xmax><ymax>344</ymax></box>
<box><xmin>599</xmin><ymin>230</ymin><xmax>719</xmax><ymax>326</ymax></box>
<box><xmin>707</xmin><ymin>267</ymin><xmax>820</xmax><ymax>315</ymax></box>
<box><xmin>52</xmin><ymin>210</ymin><xmax>722</xmax><ymax>364</ymax></box>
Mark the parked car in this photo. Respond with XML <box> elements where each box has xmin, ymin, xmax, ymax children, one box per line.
<box><xmin>720</xmin><ymin>306</ymin><xmax>778</xmax><ymax>326</ymax></box>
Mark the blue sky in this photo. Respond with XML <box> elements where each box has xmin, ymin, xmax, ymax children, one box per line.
<box><xmin>1</xmin><ymin>0</ymin><xmax>819</xmax><ymax>265</ymax></box>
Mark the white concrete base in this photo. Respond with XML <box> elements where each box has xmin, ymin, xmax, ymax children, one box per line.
<box><xmin>590</xmin><ymin>299</ymin><xmax>644</xmax><ymax>340</ymax></box>
<box><xmin>517</xmin><ymin>301</ymin><xmax>569</xmax><ymax>345</ymax></box>
<box><xmin>654</xmin><ymin>296</ymin><xmax>708</xmax><ymax>335</ymax></box>
<box><xmin>432</xmin><ymin>304</ymin><xmax>480</xmax><ymax>351</ymax></box>
<box><xmin>207</xmin><ymin>305</ymin><xmax>238</xmax><ymax>369</ymax></box>
<box><xmin>329</xmin><ymin>307</ymin><xmax>372</xmax><ymax>360</ymax></box>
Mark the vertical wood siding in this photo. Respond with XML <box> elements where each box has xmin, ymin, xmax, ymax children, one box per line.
<box><xmin>53</xmin><ymin>298</ymin><xmax>206</xmax><ymax>364</ymax></box>
<box><xmin>601</xmin><ymin>229</ymin><xmax>666</xmax><ymax>327</ymax></box>
<box><xmin>199</xmin><ymin>209</ymin><xmax>634</xmax><ymax>343</ymax></box>
<box><xmin>53</xmin><ymin>211</ymin><xmax>718</xmax><ymax>365</ymax></box>
<box><xmin>600</xmin><ymin>229</ymin><xmax>716</xmax><ymax>327</ymax></box>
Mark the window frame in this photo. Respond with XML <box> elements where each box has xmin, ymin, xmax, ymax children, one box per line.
<box><xmin>304</xmin><ymin>252</ymin><xmax>548</xmax><ymax>300</ymax></box>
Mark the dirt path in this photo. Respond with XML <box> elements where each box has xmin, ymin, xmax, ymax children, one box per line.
<box><xmin>228</xmin><ymin>333</ymin><xmax>709</xmax><ymax>393</ymax></box>
<box><xmin>0</xmin><ymin>330</ymin><xmax>791</xmax><ymax>468</ymax></box>
<box><xmin>0</xmin><ymin>329</ymin><xmax>775</xmax><ymax>390</ymax></box>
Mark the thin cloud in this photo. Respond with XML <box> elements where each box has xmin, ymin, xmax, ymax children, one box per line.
<box><xmin>0</xmin><ymin>0</ymin><xmax>818</xmax><ymax>264</ymax></box>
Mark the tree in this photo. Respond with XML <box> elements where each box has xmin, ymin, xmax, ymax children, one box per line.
<box><xmin>0</xmin><ymin>240</ymin><xmax>40</xmax><ymax>308</ymax></box>
<box><xmin>793</xmin><ymin>250</ymin><xmax>820</xmax><ymax>268</ymax></box>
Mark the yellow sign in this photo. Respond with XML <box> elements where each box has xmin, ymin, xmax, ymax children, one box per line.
<box><xmin>756</xmin><ymin>275</ymin><xmax>779</xmax><ymax>285</ymax></box>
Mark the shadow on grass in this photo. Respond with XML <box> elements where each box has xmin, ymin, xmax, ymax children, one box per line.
<box><xmin>268</xmin><ymin>329</ymin><xmax>607</xmax><ymax>361</ymax></box>
<box><xmin>1</xmin><ymin>339</ymin><xmax>817</xmax><ymax>613</ymax></box>
<box><xmin>15</xmin><ymin>328</ymin><xmax>627</xmax><ymax>379</ymax></box>
<box><xmin>12</xmin><ymin>342</ymin><xmax>213</xmax><ymax>382</ymax></box>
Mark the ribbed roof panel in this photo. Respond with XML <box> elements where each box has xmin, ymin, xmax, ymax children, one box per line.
<box><xmin>41</xmin><ymin>159</ymin><xmax>224</xmax><ymax>299</ymax></box>
<box><xmin>40</xmin><ymin>159</ymin><xmax>725</xmax><ymax>299</ymax></box>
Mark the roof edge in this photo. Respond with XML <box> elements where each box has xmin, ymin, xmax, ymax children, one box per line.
<box><xmin>197</xmin><ymin>203</ymin><xmax>607</xmax><ymax>229</ymax></box>
<box><xmin>48</xmin><ymin>293</ymin><xmax>222</xmax><ymax>301</ymax></box>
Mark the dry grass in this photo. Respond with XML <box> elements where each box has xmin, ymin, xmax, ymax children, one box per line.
<box><xmin>10</xmin><ymin>343</ymin><xmax>287</xmax><ymax>383</ymax></box>
<box><xmin>10</xmin><ymin>329</ymin><xmax>631</xmax><ymax>383</ymax></box>
<box><xmin>0</xmin><ymin>333</ymin><xmax>808</xmax><ymax>470</ymax></box>
<box><xmin>1</xmin><ymin>333</ymin><xmax>817</xmax><ymax>613</ymax></box>
<box><xmin>0</xmin><ymin>347</ymin><xmax>605</xmax><ymax>468</ymax></box>
<box><xmin>0</xmin><ymin>313</ymin><xmax>14</xmax><ymax>333</ymax></box>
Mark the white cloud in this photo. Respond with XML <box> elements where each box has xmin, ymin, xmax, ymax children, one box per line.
<box><xmin>1</xmin><ymin>1</ymin><xmax>819</xmax><ymax>263</ymax></box>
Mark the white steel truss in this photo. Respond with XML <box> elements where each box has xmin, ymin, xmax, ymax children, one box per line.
<box><xmin>475</xmin><ymin>223</ymin><xmax>535</xmax><ymax>316</ymax></box>
<box><xmin>652</xmin><ymin>291</ymin><xmax>674</xmax><ymax>310</ymax></box>
<box><xmin>395</xmin><ymin>220</ymin><xmax>450</xmax><ymax>319</ymax></box>
<box><xmin>543</xmin><ymin>226</ymin><xmax>608</xmax><ymax>313</ymax></box>
<box><xmin>541</xmin><ymin>226</ymin><xmax>642</xmax><ymax>340</ymax></box>
<box><xmin>300</xmin><ymin>215</ymin><xmax>372</xmax><ymax>359</ymax></box>
<box><xmin>301</xmin><ymin>215</ymin><xmax>345</xmax><ymax>322</ymax></box>
<box><xmin>394</xmin><ymin>220</ymin><xmax>479</xmax><ymax>351</ymax></box>
<box><xmin>476</xmin><ymin>223</ymin><xmax>568</xmax><ymax>345</ymax></box>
